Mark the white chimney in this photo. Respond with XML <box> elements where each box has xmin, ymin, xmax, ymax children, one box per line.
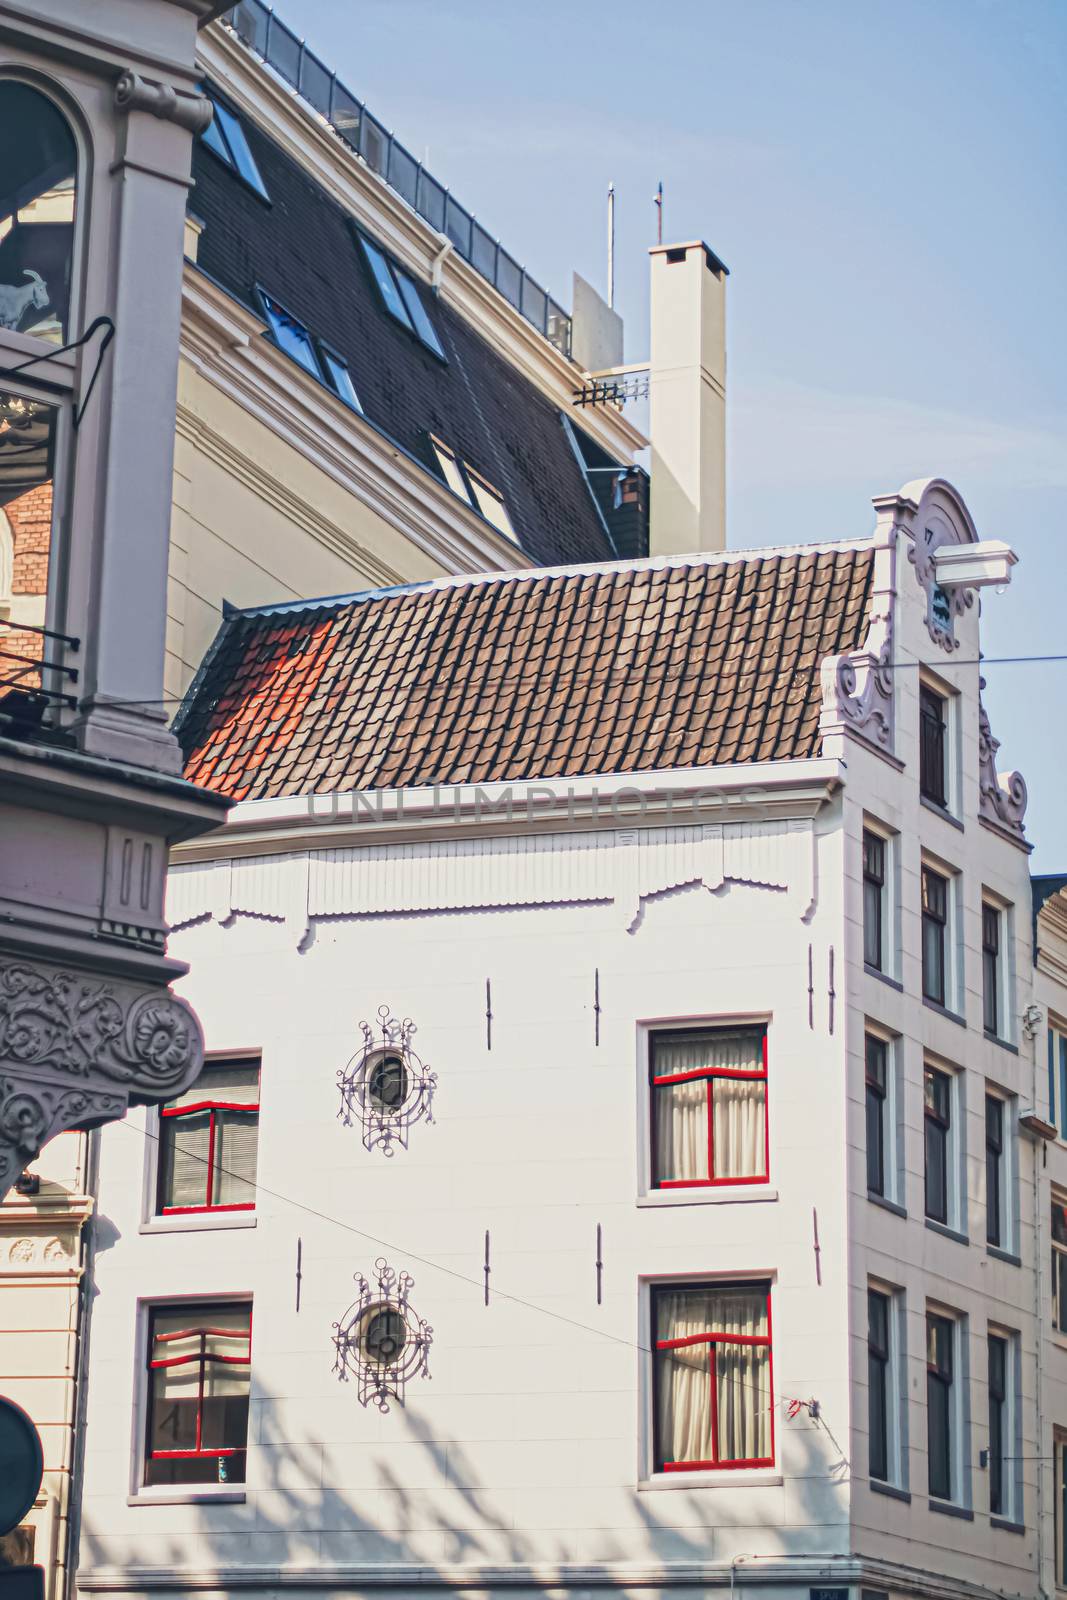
<box><xmin>648</xmin><ymin>240</ymin><xmax>728</xmax><ymax>554</ymax></box>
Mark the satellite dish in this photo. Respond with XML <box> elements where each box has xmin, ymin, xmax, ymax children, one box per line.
<box><xmin>0</xmin><ymin>1396</ymin><xmax>44</xmax><ymax>1536</ymax></box>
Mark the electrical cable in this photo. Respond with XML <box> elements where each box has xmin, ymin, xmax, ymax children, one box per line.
<box><xmin>0</xmin><ymin>314</ymin><xmax>115</xmax><ymax>428</ymax></box>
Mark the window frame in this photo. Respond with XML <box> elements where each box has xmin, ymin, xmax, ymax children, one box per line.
<box><xmin>356</xmin><ymin>231</ymin><xmax>446</xmax><ymax>360</ymax></box>
<box><xmin>1050</xmin><ymin>1020</ymin><xmax>1067</xmax><ymax>1142</ymax></box>
<box><xmin>865</xmin><ymin>1032</ymin><xmax>888</xmax><ymax>1199</ymax></box>
<box><xmin>987</xmin><ymin>1331</ymin><xmax>1007</xmax><ymax>1519</ymax></box>
<box><xmin>200</xmin><ymin>93</ymin><xmax>270</xmax><ymax>202</ymax></box>
<box><xmin>982</xmin><ymin>902</ymin><xmax>1001</xmax><ymax>1037</ymax></box>
<box><xmin>648</xmin><ymin>1023</ymin><xmax>770</xmax><ymax>1191</ymax></box>
<box><xmin>1052</xmin><ymin>1192</ymin><xmax>1067</xmax><ymax>1337</ymax></box>
<box><xmin>868</xmin><ymin>1287</ymin><xmax>891</xmax><ymax>1482</ymax></box>
<box><xmin>315</xmin><ymin>339</ymin><xmax>363</xmax><ymax>414</ymax></box>
<box><xmin>919</xmin><ymin>682</ymin><xmax>949</xmax><ymax>808</ymax></box>
<box><xmin>924</xmin><ymin>1061</ymin><xmax>963</xmax><ymax>1231</ymax></box>
<box><xmin>926</xmin><ymin>1308</ymin><xmax>966</xmax><ymax>1505</ymax></box>
<box><xmin>985</xmin><ymin>1092</ymin><xmax>1006</xmax><ymax>1250</ymax></box>
<box><xmin>862</xmin><ymin>827</ymin><xmax>886</xmax><ymax>972</ymax></box>
<box><xmin>254</xmin><ymin>286</ymin><xmax>322</xmax><ymax>379</ymax></box>
<box><xmin>428</xmin><ymin>435</ymin><xmax>517</xmax><ymax>542</ymax></box>
<box><xmin>1056</xmin><ymin>1431</ymin><xmax>1067</xmax><ymax>1589</ymax></box>
<box><xmin>649</xmin><ymin>1279</ymin><xmax>775</xmax><ymax>1474</ymax></box>
<box><xmin>137</xmin><ymin>1297</ymin><xmax>252</xmax><ymax>1495</ymax></box>
<box><xmin>155</xmin><ymin>1057</ymin><xmax>260</xmax><ymax>1218</ymax></box>
<box><xmin>921</xmin><ymin>864</ymin><xmax>949</xmax><ymax>1007</ymax></box>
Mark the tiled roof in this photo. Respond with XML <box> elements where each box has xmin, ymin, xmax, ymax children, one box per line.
<box><xmin>190</xmin><ymin>87</ymin><xmax>627</xmax><ymax>569</ymax></box>
<box><xmin>178</xmin><ymin>545</ymin><xmax>875</xmax><ymax>802</ymax></box>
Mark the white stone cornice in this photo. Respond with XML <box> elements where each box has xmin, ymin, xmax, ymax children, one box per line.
<box><xmin>171</xmin><ymin>759</ymin><xmax>843</xmax><ymax>863</ymax></box>
<box><xmin>179</xmin><ymin>271</ymin><xmax>548</xmax><ymax>579</ymax></box>
<box><xmin>195</xmin><ymin>24</ymin><xmax>646</xmax><ymax>460</ymax></box>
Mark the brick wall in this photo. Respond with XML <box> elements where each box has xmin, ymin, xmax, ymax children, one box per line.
<box><xmin>3</xmin><ymin>480</ymin><xmax>52</xmax><ymax>684</ymax></box>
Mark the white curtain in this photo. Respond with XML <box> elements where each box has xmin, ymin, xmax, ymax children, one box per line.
<box><xmin>654</xmin><ymin>1032</ymin><xmax>765</xmax><ymax>1182</ymax></box>
<box><xmin>657</xmin><ymin>1289</ymin><xmax>769</xmax><ymax>1467</ymax></box>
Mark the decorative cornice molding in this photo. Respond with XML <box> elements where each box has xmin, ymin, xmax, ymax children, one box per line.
<box><xmin>0</xmin><ymin>957</ymin><xmax>205</xmax><ymax>1195</ymax></box>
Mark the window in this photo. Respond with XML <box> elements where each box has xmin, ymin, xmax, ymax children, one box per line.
<box><xmin>924</xmin><ymin>1064</ymin><xmax>952</xmax><ymax>1226</ymax></box>
<box><xmin>987</xmin><ymin>1333</ymin><xmax>1007</xmax><ymax>1517</ymax></box>
<box><xmin>919</xmin><ymin>684</ymin><xmax>948</xmax><ymax>807</ymax></box>
<box><xmin>201</xmin><ymin>95</ymin><xmax>270</xmax><ymax>200</ymax></box>
<box><xmin>0</xmin><ymin>81</ymin><xmax>78</xmax><ymax>343</ymax></box>
<box><xmin>983</xmin><ymin>903</ymin><xmax>1001</xmax><ymax>1036</ymax></box>
<box><xmin>144</xmin><ymin>1302</ymin><xmax>251</xmax><ymax>1487</ymax></box>
<box><xmin>865</xmin><ymin>1033</ymin><xmax>888</xmax><ymax>1198</ymax></box>
<box><xmin>257</xmin><ymin>291</ymin><xmax>319</xmax><ymax>377</ymax></box>
<box><xmin>317</xmin><ymin>344</ymin><xmax>363</xmax><ymax>413</ymax></box>
<box><xmin>985</xmin><ymin>1094</ymin><xmax>1004</xmax><ymax>1248</ymax></box>
<box><xmin>466</xmin><ymin>467</ymin><xmax>517</xmax><ymax>541</ymax></box>
<box><xmin>1057</xmin><ymin>1434</ymin><xmax>1067</xmax><ymax>1588</ymax></box>
<box><xmin>157</xmin><ymin>1059</ymin><xmax>260</xmax><ymax>1215</ymax></box>
<box><xmin>1051</xmin><ymin>1023</ymin><xmax>1067</xmax><ymax>1140</ymax></box>
<box><xmin>868</xmin><ymin>1288</ymin><xmax>890</xmax><ymax>1481</ymax></box>
<box><xmin>926</xmin><ymin>1311</ymin><xmax>955</xmax><ymax>1501</ymax></box>
<box><xmin>358</xmin><ymin>235</ymin><xmax>445</xmax><ymax>358</ymax></box>
<box><xmin>1053</xmin><ymin>1196</ymin><xmax>1067</xmax><ymax>1335</ymax></box>
<box><xmin>862</xmin><ymin>829</ymin><xmax>886</xmax><ymax>971</ymax></box>
<box><xmin>652</xmin><ymin>1282</ymin><xmax>773</xmax><ymax>1471</ymax></box>
<box><xmin>921</xmin><ymin>865</ymin><xmax>949</xmax><ymax>1006</ymax></box>
<box><xmin>429</xmin><ymin>436</ymin><xmax>517</xmax><ymax>542</ymax></box>
<box><xmin>255</xmin><ymin>292</ymin><xmax>363</xmax><ymax>412</ymax></box>
<box><xmin>650</xmin><ymin>1025</ymin><xmax>768</xmax><ymax>1189</ymax></box>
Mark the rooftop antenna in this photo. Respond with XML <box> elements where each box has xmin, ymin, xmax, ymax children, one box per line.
<box><xmin>607</xmin><ymin>181</ymin><xmax>615</xmax><ymax>309</ymax></box>
<box><xmin>654</xmin><ymin>180</ymin><xmax>663</xmax><ymax>245</ymax></box>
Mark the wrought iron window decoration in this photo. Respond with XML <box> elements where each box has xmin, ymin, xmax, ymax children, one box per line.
<box><xmin>337</xmin><ymin>1006</ymin><xmax>435</xmax><ymax>1156</ymax></box>
<box><xmin>332</xmin><ymin>1257</ymin><xmax>432</xmax><ymax>1411</ymax></box>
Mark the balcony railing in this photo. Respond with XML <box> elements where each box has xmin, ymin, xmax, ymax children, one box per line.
<box><xmin>223</xmin><ymin>1</ymin><xmax>573</xmax><ymax>360</ymax></box>
<box><xmin>0</xmin><ymin>615</ymin><xmax>79</xmax><ymax>732</ymax></box>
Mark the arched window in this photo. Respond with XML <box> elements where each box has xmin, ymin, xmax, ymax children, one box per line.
<box><xmin>0</xmin><ymin>82</ymin><xmax>77</xmax><ymax>343</ymax></box>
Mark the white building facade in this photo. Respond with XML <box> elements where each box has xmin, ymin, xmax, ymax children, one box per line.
<box><xmin>73</xmin><ymin>480</ymin><xmax>1057</xmax><ymax>1600</ymax></box>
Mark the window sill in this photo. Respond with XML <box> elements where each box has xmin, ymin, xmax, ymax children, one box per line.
<box><xmin>637</xmin><ymin>1187</ymin><xmax>778</xmax><ymax>1209</ymax></box>
<box><xmin>639</xmin><ymin>1470</ymin><xmax>782</xmax><ymax>1491</ymax></box>
<box><xmin>928</xmin><ymin>1497</ymin><xmax>974</xmax><ymax>1521</ymax></box>
<box><xmin>990</xmin><ymin>1516</ymin><xmax>1026</xmax><ymax>1535</ymax></box>
<box><xmin>867</xmin><ymin>1192</ymin><xmax>907</xmax><ymax>1219</ymax></box>
<box><xmin>139</xmin><ymin>1213</ymin><xmax>257</xmax><ymax>1236</ymax></box>
<box><xmin>983</xmin><ymin>1031</ymin><xmax>1019</xmax><ymax>1055</ymax></box>
<box><xmin>986</xmin><ymin>1244</ymin><xmax>1021</xmax><ymax>1267</ymax></box>
<box><xmin>920</xmin><ymin>796</ymin><xmax>964</xmax><ymax>831</ymax></box>
<box><xmin>923</xmin><ymin>997</ymin><xmax>967</xmax><ymax>1028</ymax></box>
<box><xmin>864</xmin><ymin>965</ymin><xmax>904</xmax><ymax>993</ymax></box>
<box><xmin>870</xmin><ymin>1479</ymin><xmax>911</xmax><ymax>1503</ymax></box>
<box><xmin>127</xmin><ymin>1489</ymin><xmax>246</xmax><ymax>1508</ymax></box>
<box><xmin>925</xmin><ymin>1218</ymin><xmax>969</xmax><ymax>1246</ymax></box>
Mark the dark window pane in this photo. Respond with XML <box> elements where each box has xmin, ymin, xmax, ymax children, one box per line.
<box><xmin>868</xmin><ymin>1290</ymin><xmax>889</xmax><ymax>1481</ymax></box>
<box><xmin>986</xmin><ymin>1096</ymin><xmax>1003</xmax><ymax>1247</ymax></box>
<box><xmin>924</xmin><ymin>1068</ymin><xmax>950</xmax><ymax>1225</ymax></box>
<box><xmin>921</xmin><ymin>870</ymin><xmax>947</xmax><ymax>1004</ymax></box>
<box><xmin>983</xmin><ymin>905</ymin><xmax>1001</xmax><ymax>1034</ymax></box>
<box><xmin>359</xmin><ymin>238</ymin><xmax>412</xmax><ymax>331</ymax></box>
<box><xmin>0</xmin><ymin>82</ymin><xmax>78</xmax><ymax>344</ymax></box>
<box><xmin>396</xmin><ymin>273</ymin><xmax>445</xmax><ymax>358</ymax></box>
<box><xmin>988</xmin><ymin>1336</ymin><xmax>1006</xmax><ymax>1515</ymax></box>
<box><xmin>927</xmin><ymin>1314</ymin><xmax>953</xmax><ymax>1500</ymax></box>
<box><xmin>865</xmin><ymin>1035</ymin><xmax>887</xmax><ymax>1198</ymax></box>
<box><xmin>260</xmin><ymin>293</ymin><xmax>319</xmax><ymax>376</ymax></box>
<box><xmin>920</xmin><ymin>686</ymin><xmax>948</xmax><ymax>806</ymax></box>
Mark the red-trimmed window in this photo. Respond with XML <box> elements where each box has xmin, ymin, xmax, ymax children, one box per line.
<box><xmin>650</xmin><ymin>1025</ymin><xmax>768</xmax><ymax>1188</ymax></box>
<box><xmin>157</xmin><ymin>1058</ymin><xmax>260</xmax><ymax>1215</ymax></box>
<box><xmin>653</xmin><ymin>1282</ymin><xmax>774</xmax><ymax>1471</ymax></box>
<box><xmin>144</xmin><ymin>1302</ymin><xmax>251</xmax><ymax>1486</ymax></box>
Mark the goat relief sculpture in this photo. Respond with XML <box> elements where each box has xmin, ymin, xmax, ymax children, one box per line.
<box><xmin>0</xmin><ymin>270</ymin><xmax>49</xmax><ymax>331</ymax></box>
<box><xmin>332</xmin><ymin>1258</ymin><xmax>433</xmax><ymax>1411</ymax></box>
<box><xmin>337</xmin><ymin>1006</ymin><xmax>436</xmax><ymax>1156</ymax></box>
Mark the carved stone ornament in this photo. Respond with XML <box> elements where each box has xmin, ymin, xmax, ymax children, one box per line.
<box><xmin>820</xmin><ymin>608</ymin><xmax>895</xmax><ymax>753</ymax></box>
<box><xmin>0</xmin><ymin>956</ymin><xmax>205</xmax><ymax>1195</ymax></box>
<box><xmin>978</xmin><ymin>689</ymin><xmax>1028</xmax><ymax>840</ymax></box>
<box><xmin>908</xmin><ymin>520</ymin><xmax>975</xmax><ymax>652</ymax></box>
<box><xmin>332</xmin><ymin>1258</ymin><xmax>433</xmax><ymax>1411</ymax></box>
<box><xmin>338</xmin><ymin>1006</ymin><xmax>436</xmax><ymax>1157</ymax></box>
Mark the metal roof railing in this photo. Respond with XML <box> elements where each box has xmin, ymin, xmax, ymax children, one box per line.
<box><xmin>223</xmin><ymin>1</ymin><xmax>573</xmax><ymax>360</ymax></box>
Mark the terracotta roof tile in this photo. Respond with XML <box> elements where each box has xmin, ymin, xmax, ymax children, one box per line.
<box><xmin>178</xmin><ymin>547</ymin><xmax>875</xmax><ymax>800</ymax></box>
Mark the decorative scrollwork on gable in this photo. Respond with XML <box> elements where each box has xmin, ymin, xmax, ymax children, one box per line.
<box><xmin>820</xmin><ymin>609</ymin><xmax>895</xmax><ymax>753</ymax></box>
<box><xmin>978</xmin><ymin>692</ymin><xmax>1028</xmax><ymax>841</ymax></box>
<box><xmin>907</xmin><ymin>517</ymin><xmax>974</xmax><ymax>652</ymax></box>
<box><xmin>337</xmin><ymin>1006</ymin><xmax>436</xmax><ymax>1157</ymax></box>
<box><xmin>332</xmin><ymin>1257</ymin><xmax>433</xmax><ymax>1411</ymax></box>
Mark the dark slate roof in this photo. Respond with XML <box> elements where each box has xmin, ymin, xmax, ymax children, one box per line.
<box><xmin>177</xmin><ymin>546</ymin><xmax>875</xmax><ymax>802</ymax></box>
<box><xmin>190</xmin><ymin>87</ymin><xmax>621</xmax><ymax>569</ymax></box>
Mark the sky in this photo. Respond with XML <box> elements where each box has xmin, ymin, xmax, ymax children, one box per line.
<box><xmin>291</xmin><ymin>0</ymin><xmax>1065</xmax><ymax>865</ymax></box>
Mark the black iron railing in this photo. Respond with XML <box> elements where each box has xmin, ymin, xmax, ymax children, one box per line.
<box><xmin>223</xmin><ymin>1</ymin><xmax>573</xmax><ymax>360</ymax></box>
<box><xmin>0</xmin><ymin>615</ymin><xmax>79</xmax><ymax>722</ymax></box>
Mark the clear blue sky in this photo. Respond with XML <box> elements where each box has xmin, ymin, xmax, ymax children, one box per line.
<box><xmin>294</xmin><ymin>1</ymin><xmax>1065</xmax><ymax>865</ymax></box>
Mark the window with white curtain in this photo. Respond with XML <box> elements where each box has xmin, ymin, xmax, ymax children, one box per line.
<box><xmin>650</xmin><ymin>1025</ymin><xmax>768</xmax><ymax>1188</ymax></box>
<box><xmin>652</xmin><ymin>1282</ymin><xmax>773</xmax><ymax>1471</ymax></box>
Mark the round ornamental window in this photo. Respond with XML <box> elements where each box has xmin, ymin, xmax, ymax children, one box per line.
<box><xmin>361</xmin><ymin>1307</ymin><xmax>407</xmax><ymax>1366</ymax></box>
<box><xmin>367</xmin><ymin>1052</ymin><xmax>408</xmax><ymax>1111</ymax></box>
